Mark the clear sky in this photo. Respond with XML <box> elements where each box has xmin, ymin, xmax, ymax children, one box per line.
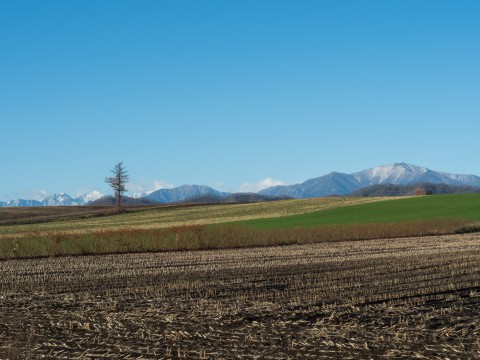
<box><xmin>1</xmin><ymin>1</ymin><xmax>479</xmax><ymax>201</ymax></box>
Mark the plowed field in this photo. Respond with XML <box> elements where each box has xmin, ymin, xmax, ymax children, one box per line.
<box><xmin>1</xmin><ymin>234</ymin><xmax>480</xmax><ymax>359</ymax></box>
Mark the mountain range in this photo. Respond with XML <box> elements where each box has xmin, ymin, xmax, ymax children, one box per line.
<box><xmin>1</xmin><ymin>163</ymin><xmax>480</xmax><ymax>207</ymax></box>
<box><xmin>259</xmin><ymin>163</ymin><xmax>480</xmax><ymax>198</ymax></box>
<box><xmin>0</xmin><ymin>191</ymin><xmax>104</xmax><ymax>207</ymax></box>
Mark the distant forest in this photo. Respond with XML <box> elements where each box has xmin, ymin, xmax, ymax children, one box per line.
<box><xmin>90</xmin><ymin>193</ymin><xmax>291</xmax><ymax>206</ymax></box>
<box><xmin>349</xmin><ymin>183</ymin><xmax>480</xmax><ymax>197</ymax></box>
<box><xmin>175</xmin><ymin>193</ymin><xmax>292</xmax><ymax>204</ymax></box>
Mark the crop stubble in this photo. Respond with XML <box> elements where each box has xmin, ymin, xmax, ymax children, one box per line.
<box><xmin>1</xmin><ymin>233</ymin><xmax>479</xmax><ymax>359</ymax></box>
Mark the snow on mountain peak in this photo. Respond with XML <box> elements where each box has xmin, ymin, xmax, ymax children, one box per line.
<box><xmin>42</xmin><ymin>193</ymin><xmax>76</xmax><ymax>206</ymax></box>
<box><xmin>352</xmin><ymin>163</ymin><xmax>429</xmax><ymax>185</ymax></box>
<box><xmin>77</xmin><ymin>191</ymin><xmax>104</xmax><ymax>203</ymax></box>
<box><xmin>42</xmin><ymin>191</ymin><xmax>105</xmax><ymax>206</ymax></box>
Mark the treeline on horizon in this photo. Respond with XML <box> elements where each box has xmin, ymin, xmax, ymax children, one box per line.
<box><xmin>349</xmin><ymin>182</ymin><xmax>480</xmax><ymax>197</ymax></box>
<box><xmin>90</xmin><ymin>193</ymin><xmax>292</xmax><ymax>206</ymax></box>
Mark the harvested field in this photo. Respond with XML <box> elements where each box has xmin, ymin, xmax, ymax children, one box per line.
<box><xmin>0</xmin><ymin>206</ymin><xmax>118</xmax><ymax>226</ymax></box>
<box><xmin>1</xmin><ymin>234</ymin><xmax>479</xmax><ymax>359</ymax></box>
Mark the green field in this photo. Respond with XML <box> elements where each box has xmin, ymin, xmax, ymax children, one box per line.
<box><xmin>238</xmin><ymin>194</ymin><xmax>480</xmax><ymax>229</ymax></box>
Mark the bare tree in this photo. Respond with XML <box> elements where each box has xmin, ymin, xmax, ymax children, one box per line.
<box><xmin>105</xmin><ymin>162</ymin><xmax>130</xmax><ymax>211</ymax></box>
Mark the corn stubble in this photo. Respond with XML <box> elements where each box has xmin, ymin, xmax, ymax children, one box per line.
<box><xmin>1</xmin><ymin>234</ymin><xmax>479</xmax><ymax>359</ymax></box>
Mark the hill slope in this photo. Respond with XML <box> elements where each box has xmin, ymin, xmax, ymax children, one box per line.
<box><xmin>0</xmin><ymin>197</ymin><xmax>390</xmax><ymax>237</ymax></box>
<box><xmin>239</xmin><ymin>194</ymin><xmax>480</xmax><ymax>229</ymax></box>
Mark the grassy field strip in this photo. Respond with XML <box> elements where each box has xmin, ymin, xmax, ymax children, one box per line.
<box><xmin>237</xmin><ymin>193</ymin><xmax>480</xmax><ymax>229</ymax></box>
<box><xmin>2</xmin><ymin>233</ymin><xmax>479</xmax><ymax>358</ymax></box>
<box><xmin>0</xmin><ymin>197</ymin><xmax>396</xmax><ymax>238</ymax></box>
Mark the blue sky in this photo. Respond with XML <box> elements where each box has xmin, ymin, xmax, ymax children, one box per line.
<box><xmin>1</xmin><ymin>1</ymin><xmax>479</xmax><ymax>200</ymax></box>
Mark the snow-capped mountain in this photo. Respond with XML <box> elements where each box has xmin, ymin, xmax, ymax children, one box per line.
<box><xmin>41</xmin><ymin>193</ymin><xmax>78</xmax><ymax>206</ymax></box>
<box><xmin>0</xmin><ymin>191</ymin><xmax>104</xmax><ymax>207</ymax></box>
<box><xmin>0</xmin><ymin>199</ymin><xmax>43</xmax><ymax>207</ymax></box>
<box><xmin>1</xmin><ymin>187</ymin><xmax>229</xmax><ymax>207</ymax></box>
<box><xmin>259</xmin><ymin>163</ymin><xmax>480</xmax><ymax>198</ymax></box>
<box><xmin>131</xmin><ymin>191</ymin><xmax>154</xmax><ymax>199</ymax></box>
<box><xmin>74</xmin><ymin>191</ymin><xmax>104</xmax><ymax>204</ymax></box>
<box><xmin>42</xmin><ymin>192</ymin><xmax>104</xmax><ymax>206</ymax></box>
<box><xmin>352</xmin><ymin>163</ymin><xmax>480</xmax><ymax>187</ymax></box>
<box><xmin>352</xmin><ymin>163</ymin><xmax>429</xmax><ymax>186</ymax></box>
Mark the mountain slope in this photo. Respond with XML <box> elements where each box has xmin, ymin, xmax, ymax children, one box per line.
<box><xmin>41</xmin><ymin>193</ymin><xmax>79</xmax><ymax>206</ymax></box>
<box><xmin>352</xmin><ymin>163</ymin><xmax>429</xmax><ymax>186</ymax></box>
<box><xmin>260</xmin><ymin>163</ymin><xmax>480</xmax><ymax>198</ymax></box>
<box><xmin>146</xmin><ymin>185</ymin><xmax>230</xmax><ymax>203</ymax></box>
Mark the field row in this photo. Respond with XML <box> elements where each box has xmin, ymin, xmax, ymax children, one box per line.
<box><xmin>0</xmin><ymin>220</ymin><xmax>465</xmax><ymax>260</ymax></box>
<box><xmin>1</xmin><ymin>233</ymin><xmax>479</xmax><ymax>358</ymax></box>
<box><xmin>0</xmin><ymin>197</ymin><xmax>392</xmax><ymax>238</ymax></box>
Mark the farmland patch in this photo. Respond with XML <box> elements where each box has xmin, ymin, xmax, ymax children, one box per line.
<box><xmin>1</xmin><ymin>234</ymin><xmax>479</xmax><ymax>358</ymax></box>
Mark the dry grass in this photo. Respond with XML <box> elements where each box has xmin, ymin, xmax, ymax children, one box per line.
<box><xmin>1</xmin><ymin>233</ymin><xmax>479</xmax><ymax>358</ymax></box>
<box><xmin>0</xmin><ymin>197</ymin><xmax>398</xmax><ymax>238</ymax></box>
<box><xmin>0</xmin><ymin>219</ymin><xmax>465</xmax><ymax>260</ymax></box>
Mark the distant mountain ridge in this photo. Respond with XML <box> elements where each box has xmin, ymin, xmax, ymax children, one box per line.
<box><xmin>0</xmin><ymin>191</ymin><xmax>103</xmax><ymax>207</ymax></box>
<box><xmin>2</xmin><ymin>163</ymin><xmax>480</xmax><ymax>207</ymax></box>
<box><xmin>259</xmin><ymin>163</ymin><xmax>480</xmax><ymax>198</ymax></box>
<box><xmin>0</xmin><ymin>186</ymin><xmax>230</xmax><ymax>207</ymax></box>
<box><xmin>146</xmin><ymin>185</ymin><xmax>230</xmax><ymax>203</ymax></box>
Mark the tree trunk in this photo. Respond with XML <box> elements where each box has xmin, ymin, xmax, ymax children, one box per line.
<box><xmin>116</xmin><ymin>191</ymin><xmax>121</xmax><ymax>212</ymax></box>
